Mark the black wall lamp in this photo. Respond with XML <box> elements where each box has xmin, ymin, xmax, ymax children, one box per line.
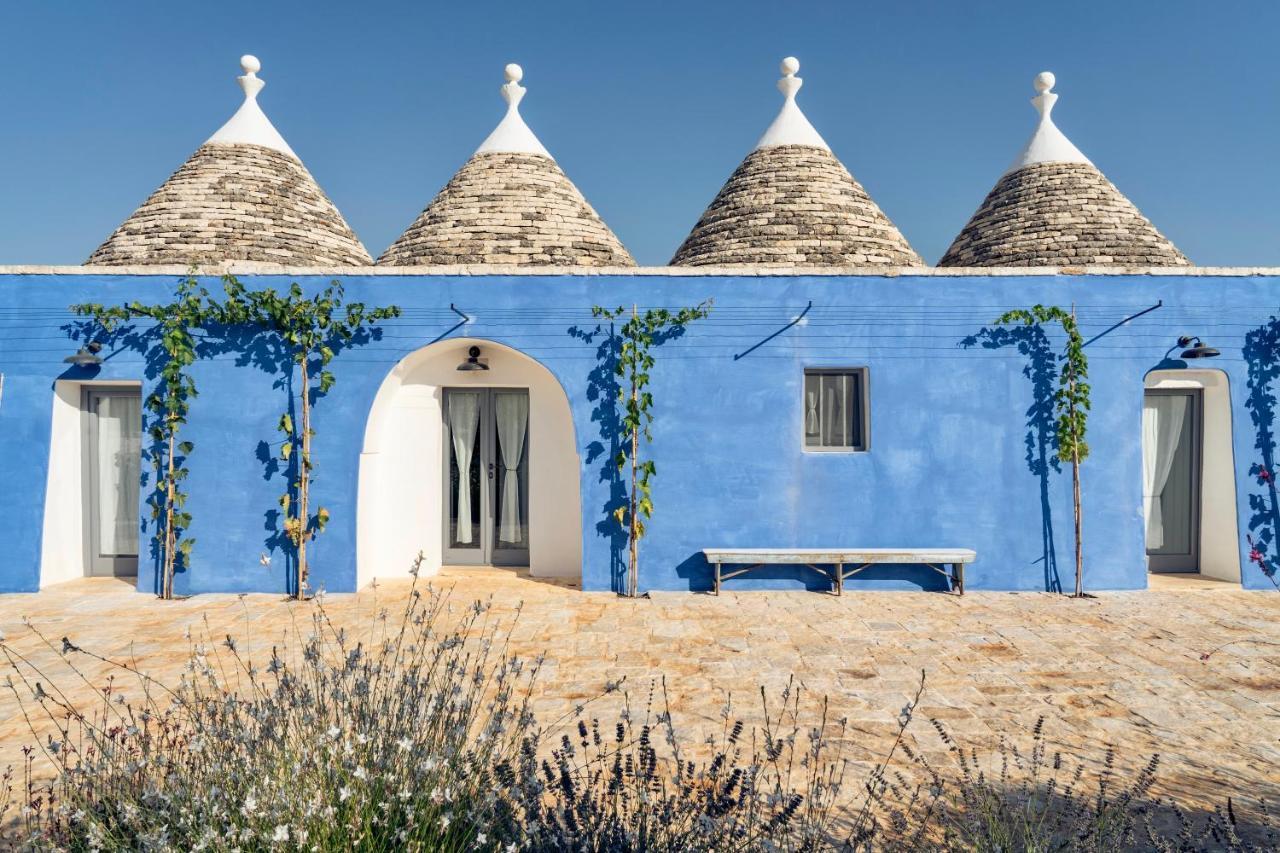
<box><xmin>456</xmin><ymin>345</ymin><xmax>489</xmax><ymax>371</ymax></box>
<box><xmin>64</xmin><ymin>341</ymin><xmax>103</xmax><ymax>366</ymax></box>
<box><xmin>1178</xmin><ymin>336</ymin><xmax>1220</xmax><ymax>359</ymax></box>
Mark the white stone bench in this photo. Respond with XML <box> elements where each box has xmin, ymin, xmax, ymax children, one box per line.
<box><xmin>701</xmin><ymin>548</ymin><xmax>976</xmax><ymax>596</ymax></box>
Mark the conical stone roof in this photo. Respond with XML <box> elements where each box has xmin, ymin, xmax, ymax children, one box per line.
<box><xmin>88</xmin><ymin>56</ymin><xmax>371</xmax><ymax>267</ymax></box>
<box><xmin>378</xmin><ymin>65</ymin><xmax>633</xmax><ymax>267</ymax></box>
<box><xmin>671</xmin><ymin>58</ymin><xmax>921</xmax><ymax>268</ymax></box>
<box><xmin>939</xmin><ymin>73</ymin><xmax>1188</xmax><ymax>268</ymax></box>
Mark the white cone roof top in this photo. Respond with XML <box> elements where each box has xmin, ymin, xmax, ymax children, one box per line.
<box><xmin>1006</xmin><ymin>71</ymin><xmax>1091</xmax><ymax>174</ymax></box>
<box><xmin>205</xmin><ymin>55</ymin><xmax>298</xmax><ymax>160</ymax></box>
<box><xmin>754</xmin><ymin>57</ymin><xmax>830</xmax><ymax>151</ymax></box>
<box><xmin>474</xmin><ymin>63</ymin><xmax>553</xmax><ymax>158</ymax></box>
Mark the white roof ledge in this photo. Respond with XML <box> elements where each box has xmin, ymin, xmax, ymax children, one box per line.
<box><xmin>13</xmin><ymin>264</ymin><xmax>1273</xmax><ymax>277</ymax></box>
<box><xmin>205</xmin><ymin>55</ymin><xmax>298</xmax><ymax>160</ymax></box>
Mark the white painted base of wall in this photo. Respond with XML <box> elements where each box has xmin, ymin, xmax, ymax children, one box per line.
<box><xmin>39</xmin><ymin>379</ymin><xmax>141</xmax><ymax>588</ymax></box>
<box><xmin>358</xmin><ymin>339</ymin><xmax>582</xmax><ymax>588</ymax></box>
<box><xmin>1144</xmin><ymin>369</ymin><xmax>1242</xmax><ymax>584</ymax></box>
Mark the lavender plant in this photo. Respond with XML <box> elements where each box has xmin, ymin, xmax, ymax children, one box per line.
<box><xmin>0</xmin><ymin>559</ymin><xmax>874</xmax><ymax>851</ymax></box>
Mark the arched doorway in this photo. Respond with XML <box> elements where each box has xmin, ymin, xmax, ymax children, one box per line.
<box><xmin>1142</xmin><ymin>369</ymin><xmax>1241</xmax><ymax>583</ymax></box>
<box><xmin>358</xmin><ymin>339</ymin><xmax>582</xmax><ymax>586</ymax></box>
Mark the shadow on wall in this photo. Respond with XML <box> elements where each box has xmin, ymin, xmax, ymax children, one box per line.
<box><xmin>961</xmin><ymin>326</ymin><xmax>1062</xmax><ymax>593</ymax></box>
<box><xmin>64</xmin><ymin>318</ymin><xmax>175</xmax><ymax>592</ymax></box>
<box><xmin>672</xmin><ymin>555</ymin><xmax>949</xmax><ymax>593</ymax></box>
<box><xmin>212</xmin><ymin>318</ymin><xmax>386</xmax><ymax>597</ymax></box>
<box><xmin>64</xmin><ymin>313</ymin><xmax>386</xmax><ymax>596</ymax></box>
<box><xmin>568</xmin><ymin>317</ymin><xmax>695</xmax><ymax>595</ymax></box>
<box><xmin>568</xmin><ymin>322</ymin><xmax>627</xmax><ymax>594</ymax></box>
<box><xmin>1243</xmin><ymin>316</ymin><xmax>1280</xmax><ymax>587</ymax></box>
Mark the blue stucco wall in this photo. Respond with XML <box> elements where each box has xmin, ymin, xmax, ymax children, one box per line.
<box><xmin>2</xmin><ymin>272</ymin><xmax>1278</xmax><ymax>594</ymax></box>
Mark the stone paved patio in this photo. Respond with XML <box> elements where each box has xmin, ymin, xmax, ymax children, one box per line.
<box><xmin>0</xmin><ymin>570</ymin><xmax>1276</xmax><ymax>817</ymax></box>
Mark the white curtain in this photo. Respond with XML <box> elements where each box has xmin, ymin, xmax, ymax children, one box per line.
<box><xmin>824</xmin><ymin>375</ymin><xmax>846</xmax><ymax>446</ymax></box>
<box><xmin>1142</xmin><ymin>395</ymin><xmax>1188</xmax><ymax>549</ymax></box>
<box><xmin>448</xmin><ymin>393</ymin><xmax>481</xmax><ymax>545</ymax></box>
<box><xmin>97</xmin><ymin>395</ymin><xmax>140</xmax><ymax>555</ymax></box>
<box><xmin>805</xmin><ymin>387</ymin><xmax>819</xmax><ymax>437</ymax></box>
<box><xmin>495</xmin><ymin>393</ymin><xmax>529</xmax><ymax>544</ymax></box>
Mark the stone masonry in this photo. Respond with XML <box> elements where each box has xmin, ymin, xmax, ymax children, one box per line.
<box><xmin>671</xmin><ymin>145</ymin><xmax>922</xmax><ymax>267</ymax></box>
<box><xmin>87</xmin><ymin>143</ymin><xmax>372</xmax><ymax>267</ymax></box>
<box><xmin>939</xmin><ymin>162</ymin><xmax>1190</xmax><ymax>267</ymax></box>
<box><xmin>378</xmin><ymin>152</ymin><xmax>634</xmax><ymax>266</ymax></box>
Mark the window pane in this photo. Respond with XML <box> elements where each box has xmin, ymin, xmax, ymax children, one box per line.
<box><xmin>804</xmin><ymin>373</ymin><xmax>821</xmax><ymax>447</ymax></box>
<box><xmin>821</xmin><ymin>374</ymin><xmax>847</xmax><ymax>448</ymax></box>
<box><xmin>803</xmin><ymin>370</ymin><xmax>865</xmax><ymax>450</ymax></box>
<box><xmin>848</xmin><ymin>372</ymin><xmax>862</xmax><ymax>448</ymax></box>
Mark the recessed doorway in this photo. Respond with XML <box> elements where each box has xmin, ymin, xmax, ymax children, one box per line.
<box><xmin>1143</xmin><ymin>388</ymin><xmax>1202</xmax><ymax>573</ymax></box>
<box><xmin>442</xmin><ymin>387</ymin><xmax>530</xmax><ymax>567</ymax></box>
<box><xmin>82</xmin><ymin>386</ymin><xmax>141</xmax><ymax>577</ymax></box>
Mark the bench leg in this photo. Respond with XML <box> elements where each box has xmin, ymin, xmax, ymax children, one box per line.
<box><xmin>714</xmin><ymin>561</ymin><xmax>721</xmax><ymax>596</ymax></box>
<box><xmin>953</xmin><ymin>562</ymin><xmax>965</xmax><ymax>595</ymax></box>
<box><xmin>835</xmin><ymin>562</ymin><xmax>843</xmax><ymax>596</ymax></box>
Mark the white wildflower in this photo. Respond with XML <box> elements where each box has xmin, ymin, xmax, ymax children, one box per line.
<box><xmin>270</xmin><ymin>824</ymin><xmax>288</xmax><ymax>842</ymax></box>
<box><xmin>476</xmin><ymin>832</ymin><xmax>488</xmax><ymax>845</ymax></box>
<box><xmin>353</xmin><ymin>766</ymin><xmax>368</xmax><ymax>780</ymax></box>
<box><xmin>241</xmin><ymin>794</ymin><xmax>257</xmax><ymax>816</ymax></box>
<box><xmin>397</xmin><ymin>737</ymin><xmax>412</xmax><ymax>751</ymax></box>
<box><xmin>339</xmin><ymin>787</ymin><xmax>352</xmax><ymax>802</ymax></box>
<box><xmin>440</xmin><ymin>812</ymin><xmax>452</xmax><ymax>829</ymax></box>
<box><xmin>327</xmin><ymin>726</ymin><xmax>341</xmax><ymax>740</ymax></box>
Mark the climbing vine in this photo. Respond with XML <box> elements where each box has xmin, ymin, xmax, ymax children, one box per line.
<box><xmin>71</xmin><ymin>274</ymin><xmax>213</xmax><ymax>599</ymax></box>
<box><xmin>995</xmin><ymin>304</ymin><xmax>1091</xmax><ymax>596</ymax></box>
<box><xmin>592</xmin><ymin>300</ymin><xmax>712</xmax><ymax>597</ymax></box>
<box><xmin>221</xmin><ymin>277</ymin><xmax>400</xmax><ymax>600</ymax></box>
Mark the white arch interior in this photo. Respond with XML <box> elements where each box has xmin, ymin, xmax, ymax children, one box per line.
<box><xmin>358</xmin><ymin>338</ymin><xmax>582</xmax><ymax>586</ymax></box>
<box><xmin>40</xmin><ymin>379</ymin><xmax>142</xmax><ymax>587</ymax></box>
<box><xmin>1143</xmin><ymin>369</ymin><xmax>1242</xmax><ymax>583</ymax></box>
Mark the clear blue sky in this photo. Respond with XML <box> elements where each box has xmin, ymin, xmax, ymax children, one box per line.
<box><xmin>1</xmin><ymin>0</ymin><xmax>1276</xmax><ymax>266</ymax></box>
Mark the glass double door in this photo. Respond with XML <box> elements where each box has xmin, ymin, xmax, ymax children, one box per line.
<box><xmin>83</xmin><ymin>387</ymin><xmax>141</xmax><ymax>577</ymax></box>
<box><xmin>442</xmin><ymin>388</ymin><xmax>530</xmax><ymax>566</ymax></box>
<box><xmin>1143</xmin><ymin>389</ymin><xmax>1202</xmax><ymax>573</ymax></box>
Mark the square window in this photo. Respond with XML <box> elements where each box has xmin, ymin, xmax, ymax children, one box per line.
<box><xmin>803</xmin><ymin>368</ymin><xmax>868</xmax><ymax>451</ymax></box>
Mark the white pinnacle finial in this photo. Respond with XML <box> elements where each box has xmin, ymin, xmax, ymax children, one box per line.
<box><xmin>206</xmin><ymin>54</ymin><xmax>297</xmax><ymax>159</ymax></box>
<box><xmin>776</xmin><ymin>56</ymin><xmax>803</xmax><ymax>100</ymax></box>
<box><xmin>755</xmin><ymin>56</ymin><xmax>829</xmax><ymax>151</ymax></box>
<box><xmin>237</xmin><ymin>54</ymin><xmax>265</xmax><ymax>99</ymax></box>
<box><xmin>1005</xmin><ymin>69</ymin><xmax>1091</xmax><ymax>174</ymax></box>
<box><xmin>475</xmin><ymin>62</ymin><xmax>552</xmax><ymax>158</ymax></box>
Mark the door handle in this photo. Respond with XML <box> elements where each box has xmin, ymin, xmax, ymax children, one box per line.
<box><xmin>488</xmin><ymin>462</ymin><xmax>495</xmax><ymax>480</ymax></box>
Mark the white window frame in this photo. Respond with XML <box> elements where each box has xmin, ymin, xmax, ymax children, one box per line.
<box><xmin>802</xmin><ymin>367</ymin><xmax>870</xmax><ymax>453</ymax></box>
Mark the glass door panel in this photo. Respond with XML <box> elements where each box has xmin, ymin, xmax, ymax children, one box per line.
<box><xmin>85</xmin><ymin>388</ymin><xmax>141</xmax><ymax>576</ymax></box>
<box><xmin>491</xmin><ymin>390</ymin><xmax>529</xmax><ymax>565</ymax></box>
<box><xmin>1144</xmin><ymin>389</ymin><xmax>1201</xmax><ymax>572</ymax></box>
<box><xmin>442</xmin><ymin>388</ymin><xmax>530</xmax><ymax>567</ymax></box>
<box><xmin>444</xmin><ymin>390</ymin><xmax>484</xmax><ymax>561</ymax></box>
